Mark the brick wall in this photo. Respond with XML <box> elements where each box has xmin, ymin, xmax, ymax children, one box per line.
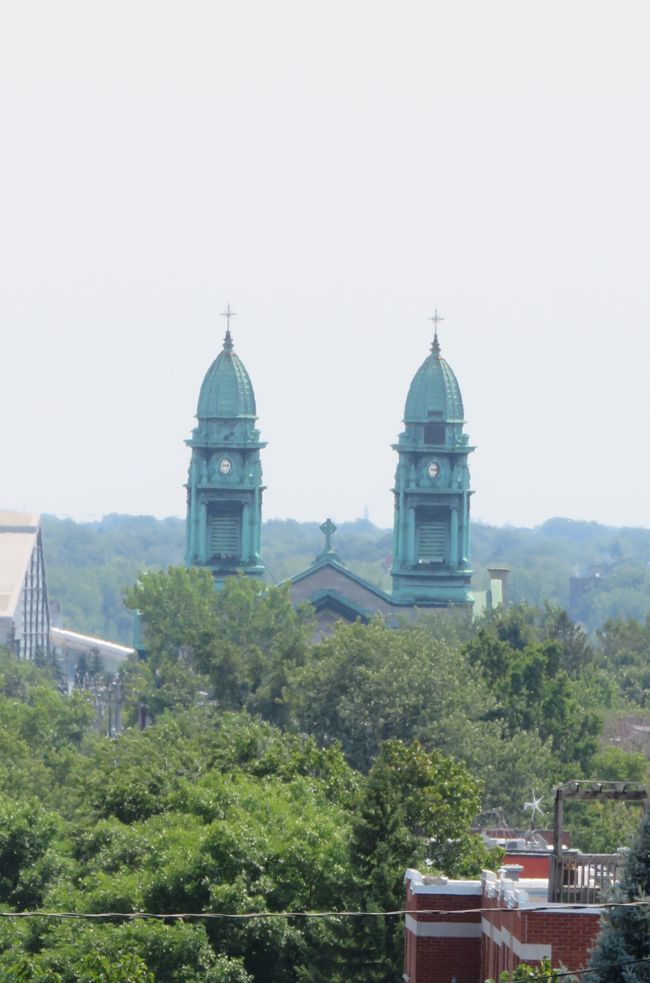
<box><xmin>404</xmin><ymin>871</ymin><xmax>482</xmax><ymax>983</ymax></box>
<box><xmin>405</xmin><ymin>869</ymin><xmax>602</xmax><ymax>983</ymax></box>
<box><xmin>521</xmin><ymin>909</ymin><xmax>600</xmax><ymax>971</ymax></box>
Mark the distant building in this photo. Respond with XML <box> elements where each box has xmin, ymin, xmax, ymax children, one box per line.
<box><xmin>0</xmin><ymin>512</ymin><xmax>51</xmax><ymax>659</ymax></box>
<box><xmin>49</xmin><ymin>626</ymin><xmax>135</xmax><ymax>685</ymax></box>
<box><xmin>185</xmin><ymin>317</ymin><xmax>491</xmax><ymax>626</ymax></box>
<box><xmin>569</xmin><ymin>559</ymin><xmax>615</xmax><ymax>617</ymax></box>
<box><xmin>0</xmin><ymin>512</ymin><xmax>137</xmax><ymax>676</ymax></box>
<box><xmin>49</xmin><ymin>627</ymin><xmax>135</xmax><ymax>664</ymax></box>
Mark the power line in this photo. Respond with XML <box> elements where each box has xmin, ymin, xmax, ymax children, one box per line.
<box><xmin>1</xmin><ymin>899</ymin><xmax>650</xmax><ymax>920</ymax></box>
<box><xmin>2</xmin><ymin>906</ymin><xmax>650</xmax><ymax>981</ymax></box>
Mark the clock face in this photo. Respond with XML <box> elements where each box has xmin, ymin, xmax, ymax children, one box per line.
<box><xmin>219</xmin><ymin>457</ymin><xmax>232</xmax><ymax>476</ymax></box>
<box><xmin>427</xmin><ymin>461</ymin><xmax>440</xmax><ymax>479</ymax></box>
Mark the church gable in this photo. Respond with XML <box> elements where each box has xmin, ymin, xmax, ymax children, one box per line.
<box><xmin>290</xmin><ymin>560</ymin><xmax>395</xmax><ymax>623</ymax></box>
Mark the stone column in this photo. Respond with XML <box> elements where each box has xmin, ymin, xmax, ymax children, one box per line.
<box><xmin>408</xmin><ymin>506</ymin><xmax>416</xmax><ymax>564</ymax></box>
<box><xmin>199</xmin><ymin>501</ymin><xmax>208</xmax><ymax>563</ymax></box>
<box><xmin>462</xmin><ymin>491</ymin><xmax>470</xmax><ymax>563</ymax></box>
<box><xmin>450</xmin><ymin>506</ymin><xmax>459</xmax><ymax>567</ymax></box>
<box><xmin>241</xmin><ymin>503</ymin><xmax>250</xmax><ymax>562</ymax></box>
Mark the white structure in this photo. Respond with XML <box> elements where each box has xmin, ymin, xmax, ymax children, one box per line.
<box><xmin>0</xmin><ymin>512</ymin><xmax>50</xmax><ymax>659</ymax></box>
<box><xmin>50</xmin><ymin>627</ymin><xmax>135</xmax><ymax>665</ymax></box>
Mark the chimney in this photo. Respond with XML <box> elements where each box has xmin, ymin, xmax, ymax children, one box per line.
<box><xmin>488</xmin><ymin>566</ymin><xmax>509</xmax><ymax>609</ymax></box>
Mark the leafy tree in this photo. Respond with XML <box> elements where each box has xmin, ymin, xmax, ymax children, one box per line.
<box><xmin>352</xmin><ymin>741</ymin><xmax>496</xmax><ymax>880</ymax></box>
<box><xmin>347</xmin><ymin>741</ymin><xmax>498</xmax><ymax>983</ymax></box>
<box><xmin>284</xmin><ymin>619</ymin><xmax>494</xmax><ymax>772</ymax></box>
<box><xmin>0</xmin><ymin>957</ymin><xmax>63</xmax><ymax>983</ymax></box>
<box><xmin>0</xmin><ymin>797</ymin><xmax>59</xmax><ymax>909</ymax></box>
<box><xmin>486</xmin><ymin>958</ymin><xmax>568</xmax><ymax>982</ymax></box>
<box><xmin>464</xmin><ymin>727</ymin><xmax>556</xmax><ymax>823</ymax></box>
<box><xmin>74</xmin><ymin>952</ymin><xmax>154</xmax><ymax>982</ymax></box>
<box><xmin>123</xmin><ymin>570</ymin><xmax>312</xmax><ymax>723</ymax></box>
<box><xmin>538</xmin><ymin>604</ymin><xmax>594</xmax><ymax>676</ymax></box>
<box><xmin>77</xmin><ymin>715</ymin><xmax>208</xmax><ymax>823</ymax></box>
<box><xmin>124</xmin><ymin>566</ymin><xmax>218</xmax><ymax>679</ymax></box>
<box><xmin>0</xmin><ymin>921</ymin><xmax>252</xmax><ymax>982</ymax></box>
<box><xmin>283</xmin><ymin>617</ymin><xmax>561</xmax><ymax>817</ymax></box>
<box><xmin>12</xmin><ymin>705</ymin><xmax>361</xmax><ymax>982</ymax></box>
<box><xmin>208</xmin><ymin>575</ymin><xmax>312</xmax><ymax>723</ymax></box>
<box><xmin>465</xmin><ymin>610</ymin><xmax>601</xmax><ymax>771</ymax></box>
<box><xmin>564</xmin><ymin>748</ymin><xmax>649</xmax><ymax>853</ymax></box>
<box><xmin>596</xmin><ymin>616</ymin><xmax>650</xmax><ymax>708</ymax></box>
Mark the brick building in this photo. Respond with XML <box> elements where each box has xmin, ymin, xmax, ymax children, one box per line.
<box><xmin>404</xmin><ymin>864</ymin><xmax>601</xmax><ymax>983</ymax></box>
<box><xmin>404</xmin><ymin>781</ymin><xmax>646</xmax><ymax>982</ymax></box>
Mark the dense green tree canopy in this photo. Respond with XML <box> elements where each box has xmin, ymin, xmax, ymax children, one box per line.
<box><xmin>465</xmin><ymin>607</ymin><xmax>602</xmax><ymax>771</ymax></box>
<box><xmin>283</xmin><ymin>619</ymin><xmax>492</xmax><ymax>771</ymax></box>
<box><xmin>3</xmin><ymin>544</ymin><xmax>650</xmax><ymax>982</ymax></box>
<box><xmin>123</xmin><ymin>572</ymin><xmax>312</xmax><ymax>723</ymax></box>
<box><xmin>0</xmin><ymin>644</ymin><xmax>501</xmax><ymax>981</ymax></box>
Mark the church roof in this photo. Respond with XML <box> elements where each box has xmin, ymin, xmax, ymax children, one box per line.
<box><xmin>403</xmin><ymin>334</ymin><xmax>464</xmax><ymax>423</ymax></box>
<box><xmin>196</xmin><ymin>330</ymin><xmax>257</xmax><ymax>420</ymax></box>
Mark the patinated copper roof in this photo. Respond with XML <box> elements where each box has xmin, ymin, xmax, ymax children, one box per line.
<box><xmin>403</xmin><ymin>340</ymin><xmax>464</xmax><ymax>423</ymax></box>
<box><xmin>196</xmin><ymin>330</ymin><xmax>257</xmax><ymax>420</ymax></box>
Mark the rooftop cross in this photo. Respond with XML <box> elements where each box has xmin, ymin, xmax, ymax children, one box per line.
<box><xmin>221</xmin><ymin>304</ymin><xmax>237</xmax><ymax>350</ymax></box>
<box><xmin>221</xmin><ymin>303</ymin><xmax>237</xmax><ymax>330</ymax></box>
<box><xmin>320</xmin><ymin>517</ymin><xmax>337</xmax><ymax>553</ymax></box>
<box><xmin>429</xmin><ymin>309</ymin><xmax>443</xmax><ymax>354</ymax></box>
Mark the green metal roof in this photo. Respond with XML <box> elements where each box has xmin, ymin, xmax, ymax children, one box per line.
<box><xmin>196</xmin><ymin>330</ymin><xmax>257</xmax><ymax>420</ymax></box>
<box><xmin>403</xmin><ymin>336</ymin><xmax>464</xmax><ymax>423</ymax></box>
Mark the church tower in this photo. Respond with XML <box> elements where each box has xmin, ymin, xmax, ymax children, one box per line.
<box><xmin>185</xmin><ymin>315</ymin><xmax>266</xmax><ymax>586</ymax></box>
<box><xmin>390</xmin><ymin>316</ymin><xmax>474</xmax><ymax>607</ymax></box>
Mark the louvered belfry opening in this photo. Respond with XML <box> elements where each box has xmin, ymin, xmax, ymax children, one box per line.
<box><xmin>208</xmin><ymin>505</ymin><xmax>242</xmax><ymax>559</ymax></box>
<box><xmin>423</xmin><ymin>421</ymin><xmax>445</xmax><ymax>445</ymax></box>
<box><xmin>417</xmin><ymin>508</ymin><xmax>448</xmax><ymax>564</ymax></box>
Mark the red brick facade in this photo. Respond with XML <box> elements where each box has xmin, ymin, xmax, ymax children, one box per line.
<box><xmin>404</xmin><ymin>868</ymin><xmax>601</xmax><ymax>983</ymax></box>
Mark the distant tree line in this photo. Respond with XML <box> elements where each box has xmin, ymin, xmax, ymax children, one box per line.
<box><xmin>41</xmin><ymin>513</ymin><xmax>650</xmax><ymax>644</ymax></box>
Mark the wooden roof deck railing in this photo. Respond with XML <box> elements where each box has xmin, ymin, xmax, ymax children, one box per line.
<box><xmin>548</xmin><ymin>781</ymin><xmax>647</xmax><ymax>904</ymax></box>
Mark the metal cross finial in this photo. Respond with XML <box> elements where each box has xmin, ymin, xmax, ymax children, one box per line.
<box><xmin>429</xmin><ymin>309</ymin><xmax>443</xmax><ymax>354</ymax></box>
<box><xmin>221</xmin><ymin>303</ymin><xmax>237</xmax><ymax>330</ymax></box>
<box><xmin>320</xmin><ymin>517</ymin><xmax>337</xmax><ymax>553</ymax></box>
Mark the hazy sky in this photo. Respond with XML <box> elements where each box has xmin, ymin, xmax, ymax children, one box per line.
<box><xmin>2</xmin><ymin>1</ymin><xmax>649</xmax><ymax>531</ymax></box>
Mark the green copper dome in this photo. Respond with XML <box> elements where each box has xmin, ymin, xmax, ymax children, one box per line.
<box><xmin>403</xmin><ymin>335</ymin><xmax>464</xmax><ymax>423</ymax></box>
<box><xmin>197</xmin><ymin>330</ymin><xmax>257</xmax><ymax>420</ymax></box>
